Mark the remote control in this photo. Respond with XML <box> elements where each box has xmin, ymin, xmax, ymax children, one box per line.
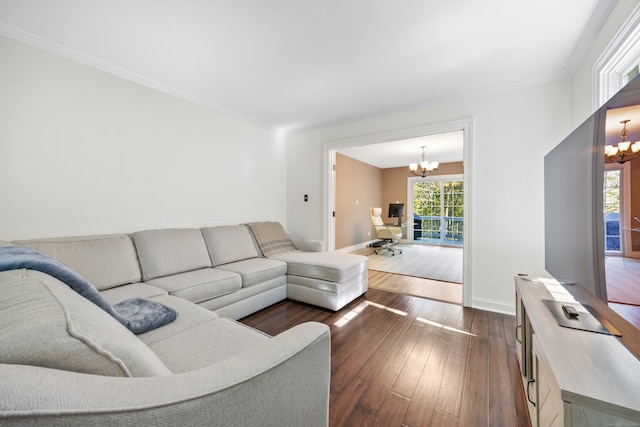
<box><xmin>562</xmin><ymin>304</ymin><xmax>579</xmax><ymax>318</ymax></box>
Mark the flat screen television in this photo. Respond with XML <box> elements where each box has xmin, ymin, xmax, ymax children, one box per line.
<box><xmin>388</xmin><ymin>203</ymin><xmax>405</xmax><ymax>227</ymax></box>
<box><xmin>545</xmin><ymin>74</ymin><xmax>640</xmax><ymax>333</ymax></box>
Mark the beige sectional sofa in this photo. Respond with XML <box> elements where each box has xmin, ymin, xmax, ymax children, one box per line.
<box><xmin>0</xmin><ymin>222</ymin><xmax>368</xmax><ymax>426</ymax></box>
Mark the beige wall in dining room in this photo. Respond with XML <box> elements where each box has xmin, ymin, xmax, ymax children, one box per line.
<box><xmin>335</xmin><ymin>154</ymin><xmax>463</xmax><ymax>249</ymax></box>
<box><xmin>335</xmin><ymin>153</ymin><xmax>382</xmax><ymax>249</ymax></box>
<box><xmin>381</xmin><ymin>161</ymin><xmax>464</xmax><ymax>222</ymax></box>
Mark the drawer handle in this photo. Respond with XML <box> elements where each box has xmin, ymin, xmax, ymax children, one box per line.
<box><xmin>527</xmin><ymin>379</ymin><xmax>536</xmax><ymax>407</ymax></box>
<box><xmin>516</xmin><ymin>325</ymin><xmax>522</xmax><ymax>343</ymax></box>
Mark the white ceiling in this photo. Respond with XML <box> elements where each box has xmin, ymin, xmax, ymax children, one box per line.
<box><xmin>606</xmin><ymin>105</ymin><xmax>640</xmax><ymax>145</ymax></box>
<box><xmin>0</xmin><ymin>0</ymin><xmax>612</xmax><ymax>140</ymax></box>
<box><xmin>339</xmin><ymin>131</ymin><xmax>464</xmax><ymax>169</ymax></box>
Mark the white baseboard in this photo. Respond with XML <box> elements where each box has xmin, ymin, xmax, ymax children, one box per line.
<box><xmin>472</xmin><ymin>297</ymin><xmax>515</xmax><ymax>316</ymax></box>
<box><xmin>336</xmin><ymin>241</ymin><xmax>376</xmax><ymax>253</ymax></box>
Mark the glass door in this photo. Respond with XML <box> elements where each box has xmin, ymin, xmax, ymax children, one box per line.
<box><xmin>604</xmin><ymin>168</ymin><xmax>622</xmax><ymax>254</ymax></box>
<box><xmin>410</xmin><ymin>175</ymin><xmax>463</xmax><ymax>246</ymax></box>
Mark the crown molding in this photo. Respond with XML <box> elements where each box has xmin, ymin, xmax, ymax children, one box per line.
<box><xmin>0</xmin><ymin>23</ymin><xmax>274</xmax><ymax>131</ymax></box>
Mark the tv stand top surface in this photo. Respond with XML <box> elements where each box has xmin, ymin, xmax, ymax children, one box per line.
<box><xmin>515</xmin><ymin>276</ymin><xmax>640</xmax><ymax>417</ymax></box>
<box><xmin>560</xmin><ymin>280</ymin><xmax>640</xmax><ymax>359</ymax></box>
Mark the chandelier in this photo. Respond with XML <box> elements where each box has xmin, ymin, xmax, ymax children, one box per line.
<box><xmin>605</xmin><ymin>119</ymin><xmax>640</xmax><ymax>164</ymax></box>
<box><xmin>409</xmin><ymin>145</ymin><xmax>439</xmax><ymax>177</ymax></box>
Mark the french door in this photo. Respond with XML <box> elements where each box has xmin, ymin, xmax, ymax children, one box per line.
<box><xmin>604</xmin><ymin>167</ymin><xmax>622</xmax><ymax>254</ymax></box>
<box><xmin>408</xmin><ymin>175</ymin><xmax>463</xmax><ymax>246</ymax></box>
<box><xmin>605</xmin><ymin>162</ymin><xmax>640</xmax><ymax>258</ymax></box>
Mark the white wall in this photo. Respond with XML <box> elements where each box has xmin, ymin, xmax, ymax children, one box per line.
<box><xmin>287</xmin><ymin>80</ymin><xmax>571</xmax><ymax>313</ymax></box>
<box><xmin>0</xmin><ymin>36</ymin><xmax>286</xmax><ymax>240</ymax></box>
<box><xmin>286</xmin><ymin>1</ymin><xmax>638</xmax><ymax>315</ymax></box>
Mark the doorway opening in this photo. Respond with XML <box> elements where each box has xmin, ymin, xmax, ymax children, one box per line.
<box><xmin>323</xmin><ymin>118</ymin><xmax>473</xmax><ymax>307</ymax></box>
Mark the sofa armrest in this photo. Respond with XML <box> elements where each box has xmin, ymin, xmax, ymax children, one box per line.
<box><xmin>288</xmin><ymin>233</ymin><xmax>325</xmax><ymax>252</ymax></box>
<box><xmin>0</xmin><ymin>322</ymin><xmax>331</xmax><ymax>427</ymax></box>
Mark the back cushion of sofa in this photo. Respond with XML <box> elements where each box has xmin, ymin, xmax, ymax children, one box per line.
<box><xmin>202</xmin><ymin>225</ymin><xmax>260</xmax><ymax>266</ymax></box>
<box><xmin>14</xmin><ymin>235</ymin><xmax>141</xmax><ymax>291</ymax></box>
<box><xmin>0</xmin><ymin>270</ymin><xmax>171</xmax><ymax>377</ymax></box>
<box><xmin>133</xmin><ymin>228</ymin><xmax>212</xmax><ymax>281</ymax></box>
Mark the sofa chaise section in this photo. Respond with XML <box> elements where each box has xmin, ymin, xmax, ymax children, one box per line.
<box><xmin>275</xmin><ymin>250</ymin><xmax>369</xmax><ymax>311</ymax></box>
<box><xmin>246</xmin><ymin>222</ymin><xmax>369</xmax><ymax>311</ymax></box>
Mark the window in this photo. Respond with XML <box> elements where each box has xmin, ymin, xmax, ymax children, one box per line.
<box><xmin>594</xmin><ymin>4</ymin><xmax>640</xmax><ymax>108</ymax></box>
<box><xmin>410</xmin><ymin>176</ymin><xmax>463</xmax><ymax>246</ymax></box>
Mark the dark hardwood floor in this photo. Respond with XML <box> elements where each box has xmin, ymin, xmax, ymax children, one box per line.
<box><xmin>240</xmin><ymin>284</ymin><xmax>531</xmax><ymax>427</ymax></box>
<box><xmin>610</xmin><ymin>302</ymin><xmax>640</xmax><ymax>329</ymax></box>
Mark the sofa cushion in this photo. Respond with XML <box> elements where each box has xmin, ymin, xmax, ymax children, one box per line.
<box><xmin>272</xmin><ymin>251</ymin><xmax>368</xmax><ymax>283</ymax></box>
<box><xmin>133</xmin><ymin>229</ymin><xmax>212</xmax><ymax>281</ymax></box>
<box><xmin>100</xmin><ymin>282</ymin><xmax>169</xmax><ymax>305</ymax></box>
<box><xmin>0</xmin><ymin>270</ymin><xmax>171</xmax><ymax>377</ymax></box>
<box><xmin>145</xmin><ymin>268</ymin><xmax>242</xmax><ymax>303</ymax></box>
<box><xmin>245</xmin><ymin>222</ymin><xmax>297</xmax><ymax>257</ymax></box>
<box><xmin>146</xmin><ymin>318</ymin><xmax>269</xmax><ymax>374</ymax></box>
<box><xmin>201</xmin><ymin>225</ymin><xmax>260</xmax><ymax>266</ymax></box>
<box><xmin>215</xmin><ymin>258</ymin><xmax>287</xmax><ymax>288</ymax></box>
<box><xmin>14</xmin><ymin>235</ymin><xmax>141</xmax><ymax>291</ymax></box>
<box><xmin>137</xmin><ymin>295</ymin><xmax>220</xmax><ymax>345</ymax></box>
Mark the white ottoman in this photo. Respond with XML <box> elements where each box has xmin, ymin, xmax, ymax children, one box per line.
<box><xmin>272</xmin><ymin>251</ymin><xmax>368</xmax><ymax>311</ymax></box>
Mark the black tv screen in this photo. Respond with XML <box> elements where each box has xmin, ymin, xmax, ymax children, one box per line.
<box><xmin>544</xmin><ymin>112</ymin><xmax>605</xmax><ymax>298</ymax></box>
<box><xmin>545</xmin><ymin>75</ymin><xmax>640</xmax><ymax>302</ymax></box>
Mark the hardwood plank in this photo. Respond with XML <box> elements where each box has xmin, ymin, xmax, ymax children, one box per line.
<box><xmin>355</xmin><ymin>301</ymin><xmax>427</xmax><ymax>381</ymax></box>
<box><xmin>434</xmin><ymin>325</ymin><xmax>471</xmax><ymax>418</ymax></box>
<box><xmin>392</xmin><ymin>304</ymin><xmax>452</xmax><ymax>401</ymax></box>
<box><xmin>402</xmin><ymin>325</ymin><xmax>451</xmax><ymax>426</ymax></box>
<box><xmin>488</xmin><ymin>334</ymin><xmax>517</xmax><ymax>426</ymax></box>
<box><xmin>458</xmin><ymin>310</ymin><xmax>489</xmax><ymax>427</ymax></box>
<box><xmin>368</xmin><ymin>270</ymin><xmax>462</xmax><ymax>305</ymax></box>
<box><xmin>358</xmin><ymin>322</ymin><xmax>423</xmax><ymax>411</ymax></box>
<box><xmin>339</xmin><ymin>403</ymin><xmax>378</xmax><ymax>427</ymax></box>
<box><xmin>329</xmin><ymin>377</ymin><xmax>370</xmax><ymax>427</ymax></box>
<box><xmin>330</xmin><ymin>300</ymin><xmax>404</xmax><ymax>393</ymax></box>
<box><xmin>373</xmin><ymin>392</ymin><xmax>411</xmax><ymax>426</ymax></box>
<box><xmin>430</xmin><ymin>410</ymin><xmax>461</xmax><ymax>427</ymax></box>
<box><xmin>458</xmin><ymin>335</ymin><xmax>489</xmax><ymax>427</ymax></box>
<box><xmin>609</xmin><ymin>302</ymin><xmax>640</xmax><ymax>329</ymax></box>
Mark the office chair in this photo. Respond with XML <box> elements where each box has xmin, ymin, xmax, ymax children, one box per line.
<box><xmin>369</xmin><ymin>207</ymin><xmax>403</xmax><ymax>255</ymax></box>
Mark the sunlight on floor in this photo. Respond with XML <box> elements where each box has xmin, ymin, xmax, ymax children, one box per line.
<box><xmin>334</xmin><ymin>300</ymin><xmax>407</xmax><ymax>327</ymax></box>
<box><xmin>333</xmin><ymin>300</ymin><xmax>476</xmax><ymax>336</ymax></box>
<box><xmin>415</xmin><ymin>316</ymin><xmax>476</xmax><ymax>336</ymax></box>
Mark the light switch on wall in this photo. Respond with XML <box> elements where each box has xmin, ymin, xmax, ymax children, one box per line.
<box><xmin>356</xmin><ymin>200</ymin><xmax>359</xmax><ymax>205</ymax></box>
